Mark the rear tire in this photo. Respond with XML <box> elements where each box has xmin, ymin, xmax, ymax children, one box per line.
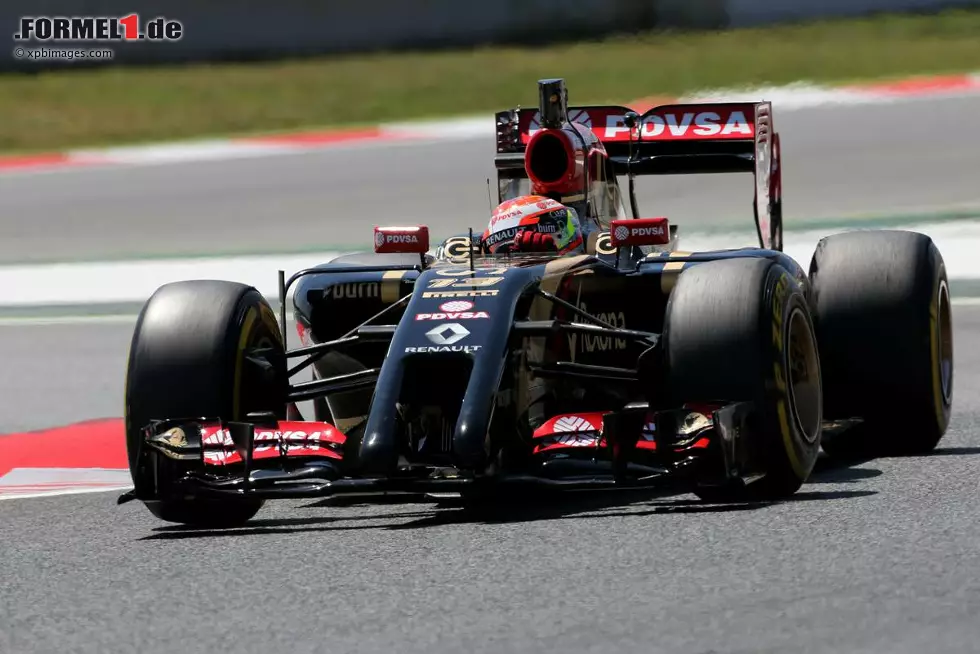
<box><xmin>663</xmin><ymin>258</ymin><xmax>823</xmax><ymax>501</ymax></box>
<box><xmin>125</xmin><ymin>280</ymin><xmax>287</xmax><ymax>527</ymax></box>
<box><xmin>809</xmin><ymin>230</ymin><xmax>953</xmax><ymax>458</ymax></box>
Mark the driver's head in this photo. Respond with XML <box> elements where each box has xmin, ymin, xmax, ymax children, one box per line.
<box><xmin>482</xmin><ymin>196</ymin><xmax>583</xmax><ymax>255</ymax></box>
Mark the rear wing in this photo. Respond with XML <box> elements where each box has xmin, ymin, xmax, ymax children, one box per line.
<box><xmin>497</xmin><ymin>101</ymin><xmax>773</xmax><ymax>176</ymax></box>
<box><xmin>495</xmin><ymin>99</ymin><xmax>781</xmax><ymax>249</ymax></box>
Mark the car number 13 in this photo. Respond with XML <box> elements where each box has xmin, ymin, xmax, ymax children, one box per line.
<box><xmin>427</xmin><ymin>276</ymin><xmax>503</xmax><ymax>289</ymax></box>
<box><xmin>428</xmin><ymin>267</ymin><xmax>507</xmax><ymax>289</ymax></box>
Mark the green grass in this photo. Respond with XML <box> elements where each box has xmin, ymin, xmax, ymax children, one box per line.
<box><xmin>2</xmin><ymin>8</ymin><xmax>979</xmax><ymax>152</ymax></box>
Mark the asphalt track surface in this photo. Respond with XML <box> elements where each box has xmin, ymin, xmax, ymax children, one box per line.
<box><xmin>1</xmin><ymin>308</ymin><xmax>980</xmax><ymax>653</ymax></box>
<box><xmin>2</xmin><ymin>95</ymin><xmax>980</xmax><ymax>264</ymax></box>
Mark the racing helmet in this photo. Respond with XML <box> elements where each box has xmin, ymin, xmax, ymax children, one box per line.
<box><xmin>482</xmin><ymin>195</ymin><xmax>584</xmax><ymax>255</ymax></box>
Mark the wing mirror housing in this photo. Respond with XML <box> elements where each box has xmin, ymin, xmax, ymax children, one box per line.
<box><xmin>609</xmin><ymin>218</ymin><xmax>670</xmax><ymax>247</ymax></box>
<box><xmin>373</xmin><ymin>226</ymin><xmax>430</xmax><ymax>254</ymax></box>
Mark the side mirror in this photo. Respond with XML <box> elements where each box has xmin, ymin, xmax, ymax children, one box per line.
<box><xmin>609</xmin><ymin>218</ymin><xmax>670</xmax><ymax>247</ymax></box>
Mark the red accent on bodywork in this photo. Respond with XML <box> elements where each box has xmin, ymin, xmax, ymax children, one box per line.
<box><xmin>533</xmin><ymin>434</ymin><xmax>602</xmax><ymax>454</ymax></box>
<box><xmin>532</xmin><ymin>412</ymin><xmax>608</xmax><ymax>455</ymax></box>
<box><xmin>771</xmin><ymin>132</ymin><xmax>782</xmax><ymax>207</ymax></box>
<box><xmin>610</xmin><ymin>218</ymin><xmax>671</xmax><ymax>247</ymax></box>
<box><xmin>296</xmin><ymin>321</ymin><xmax>316</xmax><ymax>347</ymax></box>
<box><xmin>524</xmin><ymin>127</ymin><xmax>587</xmax><ymax>196</ymax></box>
<box><xmin>533</xmin><ymin>412</ymin><xmax>609</xmax><ymax>439</ymax></box>
<box><xmin>753</xmin><ymin>102</ymin><xmax>775</xmax><ymax>249</ymax></box>
<box><xmin>532</xmin><ymin>409</ymin><xmax>715</xmax><ymax>455</ymax></box>
<box><xmin>200</xmin><ymin>420</ymin><xmax>345</xmax><ymax>466</ymax></box>
<box><xmin>622</xmin><ymin>104</ymin><xmax>757</xmax><ymax>141</ymax></box>
<box><xmin>519</xmin><ymin>103</ymin><xmax>759</xmax><ymax>145</ymax></box>
<box><xmin>373</xmin><ymin>225</ymin><xmax>430</xmax><ymax>254</ymax></box>
<box><xmin>635</xmin><ymin>436</ymin><xmax>712</xmax><ymax>451</ymax></box>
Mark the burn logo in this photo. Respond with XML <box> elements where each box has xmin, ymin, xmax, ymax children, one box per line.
<box><xmin>330</xmin><ymin>283</ymin><xmax>380</xmax><ymax>300</ymax></box>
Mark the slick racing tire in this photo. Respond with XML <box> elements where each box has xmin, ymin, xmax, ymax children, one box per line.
<box><xmin>809</xmin><ymin>230</ymin><xmax>953</xmax><ymax>458</ymax></box>
<box><xmin>663</xmin><ymin>258</ymin><xmax>823</xmax><ymax>501</ymax></box>
<box><xmin>125</xmin><ymin>280</ymin><xmax>287</xmax><ymax>527</ymax></box>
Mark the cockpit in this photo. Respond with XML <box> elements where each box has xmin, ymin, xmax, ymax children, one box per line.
<box><xmin>495</xmin><ymin>173</ymin><xmax>629</xmax><ymax>242</ymax></box>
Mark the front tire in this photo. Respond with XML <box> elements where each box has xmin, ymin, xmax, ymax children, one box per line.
<box><xmin>125</xmin><ymin>280</ymin><xmax>287</xmax><ymax>526</ymax></box>
<box><xmin>663</xmin><ymin>257</ymin><xmax>823</xmax><ymax>501</ymax></box>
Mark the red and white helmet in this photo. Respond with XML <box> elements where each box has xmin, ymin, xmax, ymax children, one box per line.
<box><xmin>482</xmin><ymin>195</ymin><xmax>583</xmax><ymax>255</ymax></box>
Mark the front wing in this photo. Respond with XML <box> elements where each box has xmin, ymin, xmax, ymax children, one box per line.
<box><xmin>119</xmin><ymin>401</ymin><xmax>758</xmax><ymax>505</ymax></box>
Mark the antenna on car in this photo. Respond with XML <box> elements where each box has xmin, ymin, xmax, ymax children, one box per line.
<box><xmin>468</xmin><ymin>227</ymin><xmax>475</xmax><ymax>272</ymax></box>
<box><xmin>624</xmin><ymin>111</ymin><xmax>641</xmax><ymax>219</ymax></box>
<box><xmin>278</xmin><ymin>269</ymin><xmax>287</xmax><ymax>345</ymax></box>
<box><xmin>486</xmin><ymin>177</ymin><xmax>493</xmax><ymax>213</ymax></box>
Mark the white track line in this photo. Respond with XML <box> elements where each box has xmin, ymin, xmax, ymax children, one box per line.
<box><xmin>0</xmin><ymin>485</ymin><xmax>132</xmax><ymax>501</ymax></box>
<box><xmin>0</xmin><ymin>251</ymin><xmax>348</xmax><ymax>308</ymax></box>
<box><xmin>2</xmin><ymin>221</ymin><xmax>980</xmax><ymax>310</ymax></box>
<box><xmin>0</xmin><ymin>468</ymin><xmax>133</xmax><ymax>502</ymax></box>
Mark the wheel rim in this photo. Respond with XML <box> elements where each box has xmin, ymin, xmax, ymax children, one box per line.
<box><xmin>937</xmin><ymin>280</ymin><xmax>953</xmax><ymax>404</ymax></box>
<box><xmin>787</xmin><ymin>307</ymin><xmax>822</xmax><ymax>444</ymax></box>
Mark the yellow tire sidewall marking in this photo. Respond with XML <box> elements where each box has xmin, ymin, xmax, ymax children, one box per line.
<box><xmin>233</xmin><ymin>308</ymin><xmax>258</xmax><ymax>421</ymax></box>
<box><xmin>929</xmin><ymin>274</ymin><xmax>949</xmax><ymax>431</ymax></box>
<box><xmin>771</xmin><ymin>274</ymin><xmax>807</xmax><ymax>479</ymax></box>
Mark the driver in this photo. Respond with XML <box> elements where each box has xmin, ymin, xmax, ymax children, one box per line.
<box><xmin>482</xmin><ymin>196</ymin><xmax>584</xmax><ymax>255</ymax></box>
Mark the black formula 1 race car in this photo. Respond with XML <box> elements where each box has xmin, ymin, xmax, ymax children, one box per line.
<box><xmin>120</xmin><ymin>78</ymin><xmax>954</xmax><ymax>527</ymax></box>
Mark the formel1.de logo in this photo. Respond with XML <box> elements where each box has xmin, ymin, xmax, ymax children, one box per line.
<box><xmin>14</xmin><ymin>14</ymin><xmax>183</xmax><ymax>42</ymax></box>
